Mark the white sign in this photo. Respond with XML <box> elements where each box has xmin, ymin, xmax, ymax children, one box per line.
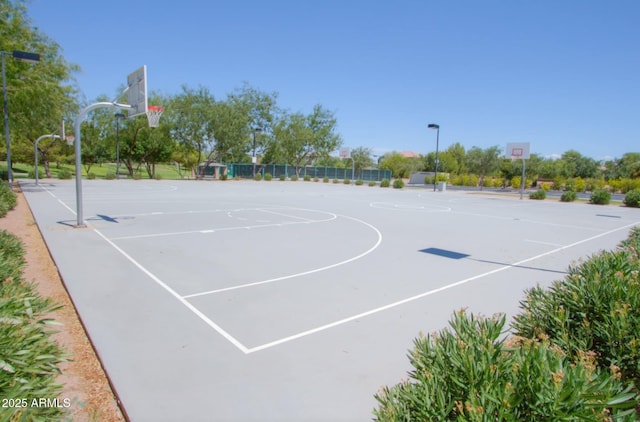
<box><xmin>339</xmin><ymin>147</ymin><xmax>351</xmax><ymax>159</ymax></box>
<box><xmin>505</xmin><ymin>142</ymin><xmax>531</xmax><ymax>159</ymax></box>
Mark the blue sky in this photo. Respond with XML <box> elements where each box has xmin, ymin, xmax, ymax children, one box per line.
<box><xmin>28</xmin><ymin>0</ymin><xmax>639</xmax><ymax>161</ymax></box>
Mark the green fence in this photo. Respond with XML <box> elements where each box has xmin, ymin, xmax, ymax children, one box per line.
<box><xmin>228</xmin><ymin>164</ymin><xmax>391</xmax><ymax>181</ymax></box>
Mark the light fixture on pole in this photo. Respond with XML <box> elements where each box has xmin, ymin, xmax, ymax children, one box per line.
<box><xmin>428</xmin><ymin>123</ymin><xmax>440</xmax><ymax>192</ymax></box>
<box><xmin>2</xmin><ymin>50</ymin><xmax>40</xmax><ymax>187</ymax></box>
<box><xmin>252</xmin><ymin>127</ymin><xmax>262</xmax><ymax>178</ymax></box>
<box><xmin>115</xmin><ymin>113</ymin><xmax>125</xmax><ymax>179</ymax></box>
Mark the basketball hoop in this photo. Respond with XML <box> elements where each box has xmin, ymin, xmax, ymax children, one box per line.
<box><xmin>146</xmin><ymin>105</ymin><xmax>164</xmax><ymax>128</ymax></box>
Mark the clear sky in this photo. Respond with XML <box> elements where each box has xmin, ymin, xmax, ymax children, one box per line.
<box><xmin>27</xmin><ymin>0</ymin><xmax>639</xmax><ymax>161</ymax></box>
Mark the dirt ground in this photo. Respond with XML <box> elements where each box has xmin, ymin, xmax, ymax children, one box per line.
<box><xmin>0</xmin><ymin>184</ymin><xmax>125</xmax><ymax>422</ymax></box>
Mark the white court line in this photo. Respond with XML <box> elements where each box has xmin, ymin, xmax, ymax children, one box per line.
<box><xmin>92</xmin><ymin>229</ymin><xmax>251</xmax><ymax>354</ymax></box>
<box><xmin>183</xmin><ymin>214</ymin><xmax>383</xmax><ymax>298</ymax></box>
<box><xmin>110</xmin><ymin>212</ymin><xmax>337</xmax><ymax>241</ymax></box>
<box><xmin>244</xmin><ymin>221</ymin><xmax>640</xmax><ymax>353</ymax></box>
<box><xmin>525</xmin><ymin>239</ymin><xmax>564</xmax><ymax>247</ymax></box>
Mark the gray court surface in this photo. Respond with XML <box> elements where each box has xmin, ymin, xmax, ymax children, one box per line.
<box><xmin>20</xmin><ymin>179</ymin><xmax>640</xmax><ymax>422</ymax></box>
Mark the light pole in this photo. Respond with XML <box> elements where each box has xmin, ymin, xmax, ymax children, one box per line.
<box><xmin>252</xmin><ymin>127</ymin><xmax>262</xmax><ymax>178</ymax></box>
<box><xmin>428</xmin><ymin>123</ymin><xmax>440</xmax><ymax>191</ymax></box>
<box><xmin>2</xmin><ymin>50</ymin><xmax>40</xmax><ymax>187</ymax></box>
<box><xmin>115</xmin><ymin>113</ymin><xmax>125</xmax><ymax>179</ymax></box>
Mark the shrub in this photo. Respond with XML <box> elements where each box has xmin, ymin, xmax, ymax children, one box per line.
<box><xmin>220</xmin><ymin>174</ymin><xmax>228</xmax><ymax>181</ymax></box>
<box><xmin>355</xmin><ymin>179</ymin><xmax>364</xmax><ymax>186</ymax></box>
<box><xmin>323</xmin><ymin>176</ymin><xmax>329</xmax><ymax>183</ymax></box>
<box><xmin>0</xmin><ymin>231</ymin><xmax>68</xmax><ymax>421</ymax></box>
<box><xmin>332</xmin><ymin>178</ymin><xmax>339</xmax><ymax>184</ymax></box>
<box><xmin>529</xmin><ymin>189</ymin><xmax>546</xmax><ymax>200</ymax></box>
<box><xmin>0</xmin><ymin>181</ymin><xmax>17</xmax><ymax>212</ymax></box>
<box><xmin>105</xmin><ymin>172</ymin><xmax>116</xmax><ymax>180</ymax></box>
<box><xmin>313</xmin><ymin>177</ymin><xmax>319</xmax><ymax>182</ymax></box>
<box><xmin>512</xmin><ymin>228</ymin><xmax>640</xmax><ymax>391</ymax></box>
<box><xmin>380</xmin><ymin>179</ymin><xmax>390</xmax><ymax>188</ymax></box>
<box><xmin>303</xmin><ymin>175</ymin><xmax>311</xmax><ymax>181</ymax></box>
<box><xmin>374</xmin><ymin>310</ymin><xmax>638</xmax><ymax>421</ymax></box>
<box><xmin>368</xmin><ymin>181</ymin><xmax>376</xmax><ymax>187</ymax></box>
<box><xmin>58</xmin><ymin>169</ymin><xmax>72</xmax><ymax>179</ymax></box>
<box><xmin>290</xmin><ymin>174</ymin><xmax>298</xmax><ymax>181</ymax></box>
<box><xmin>393</xmin><ymin>179</ymin><xmax>404</xmax><ymax>189</ymax></box>
<box><xmin>279</xmin><ymin>174</ymin><xmax>286</xmax><ymax>181</ymax></box>
<box><xmin>344</xmin><ymin>178</ymin><xmax>351</xmax><ymax>185</ymax></box>
<box><xmin>560</xmin><ymin>190</ymin><xmax>577</xmax><ymax>202</ymax></box>
<box><xmin>590</xmin><ymin>189</ymin><xmax>611</xmax><ymax>205</ymax></box>
<box><xmin>623</xmin><ymin>189</ymin><xmax>640</xmax><ymax>207</ymax></box>
<box><xmin>264</xmin><ymin>173</ymin><xmax>272</xmax><ymax>181</ymax></box>
<box><xmin>254</xmin><ymin>173</ymin><xmax>262</xmax><ymax>181</ymax></box>
<box><xmin>87</xmin><ymin>172</ymin><xmax>96</xmax><ymax>179</ymax></box>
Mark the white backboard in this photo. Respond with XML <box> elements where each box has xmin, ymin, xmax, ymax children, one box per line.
<box><xmin>505</xmin><ymin>142</ymin><xmax>531</xmax><ymax>160</ymax></box>
<box><xmin>126</xmin><ymin>65</ymin><xmax>147</xmax><ymax>117</ymax></box>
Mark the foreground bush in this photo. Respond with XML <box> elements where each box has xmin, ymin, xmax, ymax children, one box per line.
<box><xmin>393</xmin><ymin>179</ymin><xmax>404</xmax><ymax>189</ymax></box>
<box><xmin>0</xmin><ymin>182</ymin><xmax>17</xmax><ymax>218</ymax></box>
<box><xmin>513</xmin><ymin>227</ymin><xmax>640</xmax><ymax>392</ymax></box>
<box><xmin>374</xmin><ymin>310</ymin><xmax>637</xmax><ymax>421</ymax></box>
<box><xmin>0</xmin><ymin>230</ymin><xmax>68</xmax><ymax>421</ymax></box>
<box><xmin>380</xmin><ymin>179</ymin><xmax>390</xmax><ymax>188</ymax></box>
<box><xmin>590</xmin><ymin>188</ymin><xmax>611</xmax><ymax>205</ymax></box>
<box><xmin>624</xmin><ymin>189</ymin><xmax>640</xmax><ymax>207</ymax></box>
<box><xmin>529</xmin><ymin>189</ymin><xmax>546</xmax><ymax>200</ymax></box>
<box><xmin>560</xmin><ymin>190</ymin><xmax>577</xmax><ymax>202</ymax></box>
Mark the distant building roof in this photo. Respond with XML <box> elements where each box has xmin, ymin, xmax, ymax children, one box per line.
<box><xmin>400</xmin><ymin>151</ymin><xmax>421</xmax><ymax>158</ymax></box>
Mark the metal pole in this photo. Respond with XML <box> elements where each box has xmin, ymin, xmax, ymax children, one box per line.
<box><xmin>520</xmin><ymin>158</ymin><xmax>526</xmax><ymax>200</ymax></box>
<box><xmin>2</xmin><ymin>53</ymin><xmax>11</xmax><ymax>187</ymax></box>
<box><xmin>115</xmin><ymin>113</ymin><xmax>124</xmax><ymax>179</ymax></box>
<box><xmin>252</xmin><ymin>131</ymin><xmax>257</xmax><ymax>178</ymax></box>
<box><xmin>434</xmin><ymin>127</ymin><xmax>440</xmax><ymax>191</ymax></box>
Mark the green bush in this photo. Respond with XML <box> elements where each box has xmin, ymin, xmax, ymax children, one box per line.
<box><xmin>290</xmin><ymin>174</ymin><xmax>298</xmax><ymax>181</ymax></box>
<box><xmin>393</xmin><ymin>179</ymin><xmax>404</xmax><ymax>189</ymax></box>
<box><xmin>623</xmin><ymin>189</ymin><xmax>640</xmax><ymax>207</ymax></box>
<box><xmin>0</xmin><ymin>231</ymin><xmax>68</xmax><ymax>421</ymax></box>
<box><xmin>279</xmin><ymin>174</ymin><xmax>286</xmax><ymax>181</ymax></box>
<box><xmin>529</xmin><ymin>189</ymin><xmax>546</xmax><ymax>200</ymax></box>
<box><xmin>512</xmin><ymin>228</ymin><xmax>640</xmax><ymax>392</ymax></box>
<box><xmin>332</xmin><ymin>178</ymin><xmax>339</xmax><ymax>184</ymax></box>
<box><xmin>560</xmin><ymin>190</ymin><xmax>577</xmax><ymax>202</ymax></box>
<box><xmin>323</xmin><ymin>176</ymin><xmax>329</xmax><ymax>183</ymax></box>
<box><xmin>87</xmin><ymin>172</ymin><xmax>96</xmax><ymax>180</ymax></box>
<box><xmin>58</xmin><ymin>169</ymin><xmax>72</xmax><ymax>179</ymax></box>
<box><xmin>590</xmin><ymin>189</ymin><xmax>611</xmax><ymax>205</ymax></box>
<box><xmin>368</xmin><ymin>181</ymin><xmax>376</xmax><ymax>187</ymax></box>
<box><xmin>380</xmin><ymin>179</ymin><xmax>390</xmax><ymax>188</ymax></box>
<box><xmin>304</xmin><ymin>175</ymin><xmax>311</xmax><ymax>181</ymax></box>
<box><xmin>355</xmin><ymin>179</ymin><xmax>364</xmax><ymax>186</ymax></box>
<box><xmin>264</xmin><ymin>173</ymin><xmax>272</xmax><ymax>181</ymax></box>
<box><xmin>313</xmin><ymin>177</ymin><xmax>319</xmax><ymax>182</ymax></box>
<box><xmin>254</xmin><ymin>173</ymin><xmax>262</xmax><ymax>181</ymax></box>
<box><xmin>343</xmin><ymin>178</ymin><xmax>351</xmax><ymax>185</ymax></box>
<box><xmin>220</xmin><ymin>173</ymin><xmax>228</xmax><ymax>181</ymax></box>
<box><xmin>374</xmin><ymin>310</ymin><xmax>638</xmax><ymax>421</ymax></box>
<box><xmin>0</xmin><ymin>182</ymin><xmax>17</xmax><ymax>213</ymax></box>
<box><xmin>105</xmin><ymin>172</ymin><xmax>116</xmax><ymax>180</ymax></box>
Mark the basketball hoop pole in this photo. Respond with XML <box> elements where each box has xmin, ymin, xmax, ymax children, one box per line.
<box><xmin>520</xmin><ymin>158</ymin><xmax>526</xmax><ymax>200</ymax></box>
<box><xmin>73</xmin><ymin>101</ymin><xmax>131</xmax><ymax>227</ymax></box>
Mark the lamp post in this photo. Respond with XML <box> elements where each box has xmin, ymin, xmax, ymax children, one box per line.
<box><xmin>428</xmin><ymin>123</ymin><xmax>440</xmax><ymax>191</ymax></box>
<box><xmin>2</xmin><ymin>50</ymin><xmax>40</xmax><ymax>187</ymax></box>
<box><xmin>252</xmin><ymin>127</ymin><xmax>262</xmax><ymax>178</ymax></box>
<box><xmin>115</xmin><ymin>113</ymin><xmax>125</xmax><ymax>179</ymax></box>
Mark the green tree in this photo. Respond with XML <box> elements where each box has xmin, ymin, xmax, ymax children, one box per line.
<box><xmin>0</xmin><ymin>0</ymin><xmax>80</xmax><ymax>172</ymax></box>
<box><xmin>379</xmin><ymin>151</ymin><xmax>409</xmax><ymax>178</ymax></box>
<box><xmin>349</xmin><ymin>146</ymin><xmax>374</xmax><ymax>172</ymax></box>
<box><xmin>560</xmin><ymin>149</ymin><xmax>600</xmax><ymax>179</ymax></box>
<box><xmin>467</xmin><ymin>145</ymin><xmax>502</xmax><ymax>188</ymax></box>
<box><xmin>445</xmin><ymin>142</ymin><xmax>467</xmax><ymax>175</ymax></box>
<box><xmin>164</xmin><ymin>85</ymin><xmax>216</xmax><ymax>177</ymax></box>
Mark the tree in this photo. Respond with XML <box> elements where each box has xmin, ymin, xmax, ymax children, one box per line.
<box><xmin>467</xmin><ymin>146</ymin><xmax>502</xmax><ymax>188</ymax></box>
<box><xmin>349</xmin><ymin>146</ymin><xmax>374</xmax><ymax>172</ymax></box>
<box><xmin>0</xmin><ymin>0</ymin><xmax>80</xmax><ymax>172</ymax></box>
<box><xmin>164</xmin><ymin>85</ymin><xmax>216</xmax><ymax>177</ymax></box>
<box><xmin>560</xmin><ymin>150</ymin><xmax>600</xmax><ymax>179</ymax></box>
<box><xmin>445</xmin><ymin>142</ymin><xmax>467</xmax><ymax>175</ymax></box>
<box><xmin>379</xmin><ymin>152</ymin><xmax>410</xmax><ymax>178</ymax></box>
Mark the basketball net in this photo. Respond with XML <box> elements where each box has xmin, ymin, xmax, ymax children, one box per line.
<box><xmin>146</xmin><ymin>106</ymin><xmax>164</xmax><ymax>128</ymax></box>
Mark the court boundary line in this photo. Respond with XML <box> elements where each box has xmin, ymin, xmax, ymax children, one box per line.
<box><xmin>243</xmin><ymin>220</ymin><xmax>640</xmax><ymax>353</ymax></box>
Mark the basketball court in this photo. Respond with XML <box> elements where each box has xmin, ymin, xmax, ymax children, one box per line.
<box><xmin>21</xmin><ymin>179</ymin><xmax>639</xmax><ymax>421</ymax></box>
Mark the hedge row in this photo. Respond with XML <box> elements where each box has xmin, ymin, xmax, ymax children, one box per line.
<box><xmin>374</xmin><ymin>227</ymin><xmax>640</xmax><ymax>420</ymax></box>
<box><xmin>0</xmin><ymin>182</ymin><xmax>68</xmax><ymax>420</ymax></box>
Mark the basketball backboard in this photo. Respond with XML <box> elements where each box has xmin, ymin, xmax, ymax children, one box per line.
<box><xmin>505</xmin><ymin>142</ymin><xmax>531</xmax><ymax>160</ymax></box>
<box><xmin>126</xmin><ymin>65</ymin><xmax>147</xmax><ymax>117</ymax></box>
